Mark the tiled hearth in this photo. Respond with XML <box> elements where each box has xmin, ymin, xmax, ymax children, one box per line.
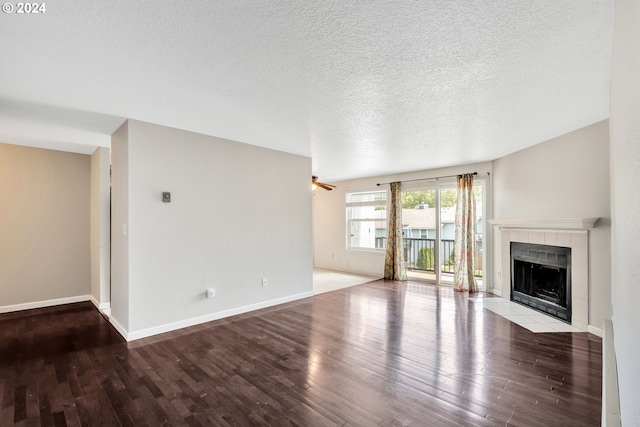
<box><xmin>469</xmin><ymin>296</ymin><xmax>583</xmax><ymax>333</ymax></box>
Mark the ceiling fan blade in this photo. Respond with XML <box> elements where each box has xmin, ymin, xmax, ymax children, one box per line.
<box><xmin>311</xmin><ymin>176</ymin><xmax>336</xmax><ymax>191</ymax></box>
<box><xmin>316</xmin><ymin>182</ymin><xmax>334</xmax><ymax>191</ymax></box>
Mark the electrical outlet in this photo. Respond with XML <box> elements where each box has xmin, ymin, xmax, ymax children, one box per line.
<box><xmin>261</xmin><ymin>277</ymin><xmax>268</xmax><ymax>287</ymax></box>
<box><xmin>497</xmin><ymin>271</ymin><xmax>502</xmax><ymax>278</ymax></box>
<box><xmin>206</xmin><ymin>288</ymin><xmax>215</xmax><ymax>299</ymax></box>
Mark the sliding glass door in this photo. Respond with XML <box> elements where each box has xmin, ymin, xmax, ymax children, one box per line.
<box><xmin>402</xmin><ymin>180</ymin><xmax>485</xmax><ymax>289</ymax></box>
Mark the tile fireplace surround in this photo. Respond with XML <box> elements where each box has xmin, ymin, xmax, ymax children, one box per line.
<box><xmin>488</xmin><ymin>218</ymin><xmax>600</xmax><ymax>332</ymax></box>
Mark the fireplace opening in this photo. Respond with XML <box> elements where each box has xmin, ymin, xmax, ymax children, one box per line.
<box><xmin>511</xmin><ymin>242</ymin><xmax>571</xmax><ymax>323</ymax></box>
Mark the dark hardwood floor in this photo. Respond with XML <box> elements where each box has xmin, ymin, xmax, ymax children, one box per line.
<box><xmin>0</xmin><ymin>280</ymin><xmax>602</xmax><ymax>426</ymax></box>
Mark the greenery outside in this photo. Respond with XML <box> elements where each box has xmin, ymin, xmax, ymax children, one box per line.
<box><xmin>416</xmin><ymin>247</ymin><xmax>434</xmax><ymax>270</ymax></box>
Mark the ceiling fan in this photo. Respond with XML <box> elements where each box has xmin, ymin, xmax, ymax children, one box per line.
<box><xmin>312</xmin><ymin>176</ymin><xmax>336</xmax><ymax>191</ymax></box>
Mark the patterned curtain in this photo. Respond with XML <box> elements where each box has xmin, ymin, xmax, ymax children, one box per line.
<box><xmin>454</xmin><ymin>174</ymin><xmax>477</xmax><ymax>292</ymax></box>
<box><xmin>384</xmin><ymin>182</ymin><xmax>407</xmax><ymax>281</ymax></box>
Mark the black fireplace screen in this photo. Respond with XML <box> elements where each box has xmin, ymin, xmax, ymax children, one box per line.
<box><xmin>512</xmin><ymin>260</ymin><xmax>567</xmax><ymax>308</ymax></box>
<box><xmin>510</xmin><ymin>242</ymin><xmax>572</xmax><ymax>323</ymax></box>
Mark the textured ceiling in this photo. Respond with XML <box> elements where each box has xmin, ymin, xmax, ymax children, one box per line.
<box><xmin>0</xmin><ymin>1</ymin><xmax>613</xmax><ymax>181</ymax></box>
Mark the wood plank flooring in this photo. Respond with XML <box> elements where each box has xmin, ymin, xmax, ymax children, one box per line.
<box><xmin>0</xmin><ymin>280</ymin><xmax>602</xmax><ymax>426</ymax></box>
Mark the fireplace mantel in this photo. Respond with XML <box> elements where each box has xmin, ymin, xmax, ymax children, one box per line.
<box><xmin>488</xmin><ymin>217</ymin><xmax>599</xmax><ymax>230</ymax></box>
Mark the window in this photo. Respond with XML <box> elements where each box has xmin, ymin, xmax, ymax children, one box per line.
<box><xmin>346</xmin><ymin>190</ymin><xmax>387</xmax><ymax>250</ymax></box>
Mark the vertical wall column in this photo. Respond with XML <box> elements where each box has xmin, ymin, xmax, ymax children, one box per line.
<box><xmin>90</xmin><ymin>146</ymin><xmax>111</xmax><ymax>310</ymax></box>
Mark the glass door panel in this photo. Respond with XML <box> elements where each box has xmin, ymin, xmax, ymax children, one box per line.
<box><xmin>439</xmin><ymin>186</ymin><xmax>457</xmax><ymax>285</ymax></box>
<box><xmin>401</xmin><ymin>189</ymin><xmax>437</xmax><ymax>282</ymax></box>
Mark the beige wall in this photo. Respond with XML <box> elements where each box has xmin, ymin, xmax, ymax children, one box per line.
<box><xmin>610</xmin><ymin>0</ymin><xmax>640</xmax><ymax>423</ymax></box>
<box><xmin>492</xmin><ymin>120</ymin><xmax>611</xmax><ymax>332</ymax></box>
<box><xmin>111</xmin><ymin>120</ymin><xmax>313</xmax><ymax>339</ymax></box>
<box><xmin>0</xmin><ymin>143</ymin><xmax>91</xmax><ymax>310</ymax></box>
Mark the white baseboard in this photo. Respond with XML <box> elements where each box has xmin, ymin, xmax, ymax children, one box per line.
<box><xmin>109</xmin><ymin>315</ymin><xmax>128</xmax><ymax>339</ymax></box>
<box><xmin>587</xmin><ymin>324</ymin><xmax>603</xmax><ymax>338</ymax></box>
<box><xmin>490</xmin><ymin>288</ymin><xmax>503</xmax><ymax>297</ymax></box>
<box><xmin>89</xmin><ymin>296</ymin><xmax>111</xmax><ymax>311</ymax></box>
<box><xmin>0</xmin><ymin>295</ymin><xmax>91</xmax><ymax>314</ymax></box>
<box><xmin>119</xmin><ymin>291</ymin><xmax>315</xmax><ymax>342</ymax></box>
<box><xmin>602</xmin><ymin>320</ymin><xmax>621</xmax><ymax>427</ymax></box>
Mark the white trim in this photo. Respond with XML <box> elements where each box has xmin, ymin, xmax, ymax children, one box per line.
<box><xmin>118</xmin><ymin>291</ymin><xmax>315</xmax><ymax>342</ymax></box>
<box><xmin>109</xmin><ymin>315</ymin><xmax>129</xmax><ymax>339</ymax></box>
<box><xmin>493</xmin><ymin>227</ymin><xmax>589</xmax><ymax>235</ymax></box>
<box><xmin>490</xmin><ymin>288</ymin><xmax>503</xmax><ymax>297</ymax></box>
<box><xmin>89</xmin><ymin>296</ymin><xmax>111</xmax><ymax>311</ymax></box>
<box><xmin>602</xmin><ymin>319</ymin><xmax>621</xmax><ymax>427</ymax></box>
<box><xmin>488</xmin><ymin>217</ymin><xmax>600</xmax><ymax>230</ymax></box>
<box><xmin>0</xmin><ymin>295</ymin><xmax>91</xmax><ymax>314</ymax></box>
<box><xmin>587</xmin><ymin>325</ymin><xmax>603</xmax><ymax>338</ymax></box>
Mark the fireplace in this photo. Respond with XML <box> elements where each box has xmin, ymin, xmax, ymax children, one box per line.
<box><xmin>489</xmin><ymin>218</ymin><xmax>597</xmax><ymax>331</ymax></box>
<box><xmin>510</xmin><ymin>242</ymin><xmax>571</xmax><ymax>323</ymax></box>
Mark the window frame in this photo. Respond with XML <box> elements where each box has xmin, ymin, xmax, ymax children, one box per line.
<box><xmin>345</xmin><ymin>188</ymin><xmax>389</xmax><ymax>252</ymax></box>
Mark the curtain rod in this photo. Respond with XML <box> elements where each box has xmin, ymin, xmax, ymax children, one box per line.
<box><xmin>376</xmin><ymin>171</ymin><xmax>481</xmax><ymax>187</ymax></box>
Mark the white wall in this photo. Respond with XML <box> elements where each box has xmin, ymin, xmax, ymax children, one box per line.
<box><xmin>111</xmin><ymin>120</ymin><xmax>313</xmax><ymax>339</ymax></box>
<box><xmin>90</xmin><ymin>147</ymin><xmax>111</xmax><ymax>309</ymax></box>
<box><xmin>610</xmin><ymin>0</ymin><xmax>640</xmax><ymax>423</ymax></box>
<box><xmin>0</xmin><ymin>143</ymin><xmax>91</xmax><ymax>311</ymax></box>
<box><xmin>492</xmin><ymin>121</ymin><xmax>611</xmax><ymax>331</ymax></box>
<box><xmin>313</xmin><ymin>162</ymin><xmax>493</xmax><ymax>277</ymax></box>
